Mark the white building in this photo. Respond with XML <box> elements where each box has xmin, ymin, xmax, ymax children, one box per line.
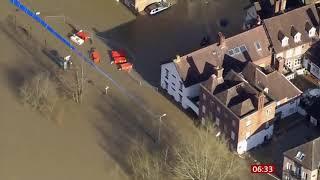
<box><xmin>160</xmin><ymin>56</ymin><xmax>200</xmax><ymax>115</ymax></box>
<box><xmin>263</xmin><ymin>4</ymin><xmax>319</xmax><ymax>75</ymax></box>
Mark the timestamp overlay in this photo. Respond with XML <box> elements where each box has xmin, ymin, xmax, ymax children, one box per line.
<box><xmin>251</xmin><ymin>164</ymin><xmax>275</xmax><ymax>174</ymax></box>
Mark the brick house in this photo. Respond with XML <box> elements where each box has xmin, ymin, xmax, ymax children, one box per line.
<box><xmin>160</xmin><ymin>26</ymin><xmax>273</xmax><ymax>115</ymax></box>
<box><xmin>282</xmin><ymin>137</ymin><xmax>320</xmax><ymax>180</ymax></box>
<box><xmin>263</xmin><ymin>4</ymin><xmax>320</xmax><ymax>79</ymax></box>
<box><xmin>199</xmin><ymin>70</ymin><xmax>276</xmax><ymax>154</ymax></box>
<box><xmin>241</xmin><ymin>62</ymin><xmax>302</xmax><ymax>119</ymax></box>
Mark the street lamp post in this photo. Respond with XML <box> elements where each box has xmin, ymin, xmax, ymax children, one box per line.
<box><xmin>158</xmin><ymin>113</ymin><xmax>167</xmax><ymax>144</ymax></box>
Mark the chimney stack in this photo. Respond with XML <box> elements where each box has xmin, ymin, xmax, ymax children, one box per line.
<box><xmin>217</xmin><ymin>32</ymin><xmax>226</xmax><ymax>48</ymax></box>
<box><xmin>253</xmin><ymin>92</ymin><xmax>265</xmax><ymax>110</ymax></box>
<box><xmin>275</xmin><ymin>57</ymin><xmax>285</xmax><ymax>73</ymax></box>
<box><xmin>274</xmin><ymin>0</ymin><xmax>280</xmax><ymax>14</ymax></box>
<box><xmin>214</xmin><ymin>66</ymin><xmax>224</xmax><ymax>79</ymax></box>
<box><xmin>280</xmin><ymin>0</ymin><xmax>287</xmax><ymax>12</ymax></box>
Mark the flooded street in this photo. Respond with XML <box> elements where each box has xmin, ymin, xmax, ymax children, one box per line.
<box><xmin>3</xmin><ymin>0</ymin><xmax>252</xmax><ymax>86</ymax></box>
<box><xmin>97</xmin><ymin>0</ymin><xmax>252</xmax><ymax>85</ymax></box>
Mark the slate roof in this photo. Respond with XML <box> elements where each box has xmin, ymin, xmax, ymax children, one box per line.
<box><xmin>284</xmin><ymin>137</ymin><xmax>320</xmax><ymax>170</ymax></box>
<box><xmin>174</xmin><ymin>26</ymin><xmax>272</xmax><ymax>87</ymax></box>
<box><xmin>203</xmin><ymin>70</ymin><xmax>271</xmax><ymax>117</ymax></box>
<box><xmin>305</xmin><ymin>40</ymin><xmax>320</xmax><ymax>67</ymax></box>
<box><xmin>263</xmin><ymin>4</ymin><xmax>320</xmax><ymax>54</ymax></box>
<box><xmin>241</xmin><ymin>62</ymin><xmax>302</xmax><ymax>101</ymax></box>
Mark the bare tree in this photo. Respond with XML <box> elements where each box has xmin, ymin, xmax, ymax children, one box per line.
<box><xmin>172</xmin><ymin>127</ymin><xmax>249</xmax><ymax>180</ymax></box>
<box><xmin>129</xmin><ymin>126</ymin><xmax>251</xmax><ymax>180</ymax></box>
<box><xmin>20</xmin><ymin>71</ymin><xmax>58</xmax><ymax>117</ymax></box>
<box><xmin>129</xmin><ymin>144</ymin><xmax>170</xmax><ymax>180</ymax></box>
<box><xmin>72</xmin><ymin>63</ymin><xmax>86</xmax><ymax>104</ymax></box>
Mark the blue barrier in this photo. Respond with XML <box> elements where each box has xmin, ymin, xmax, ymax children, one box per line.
<box><xmin>9</xmin><ymin>0</ymin><xmax>156</xmax><ymax>117</ymax></box>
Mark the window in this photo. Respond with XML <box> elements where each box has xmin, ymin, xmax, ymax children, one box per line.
<box><xmin>285</xmin><ymin>175</ymin><xmax>290</xmax><ymax>180</ymax></box>
<box><xmin>172</xmin><ymin>74</ymin><xmax>176</xmax><ymax>78</ymax></box>
<box><xmin>234</xmin><ymin>47</ymin><xmax>240</xmax><ymax>54</ymax></box>
<box><xmin>202</xmin><ymin>105</ymin><xmax>206</xmax><ymax>114</ymax></box>
<box><xmin>266</xmin><ymin>109</ymin><xmax>270</xmax><ymax>115</ymax></box>
<box><xmin>203</xmin><ymin>94</ymin><xmax>206</xmax><ymax>100</ymax></box>
<box><xmin>240</xmin><ymin>45</ymin><xmax>247</xmax><ymax>52</ymax></box>
<box><xmin>255</xmin><ymin>41</ymin><xmax>262</xmax><ymax>51</ymax></box>
<box><xmin>165</xmin><ymin>69</ymin><xmax>169</xmax><ymax>79</ymax></box>
<box><xmin>246</xmin><ymin>120</ymin><xmax>252</xmax><ymax>127</ymax></box>
<box><xmin>302</xmin><ymin>171</ymin><xmax>307</xmax><ymax>180</ymax></box>
<box><xmin>231</xmin><ymin>131</ymin><xmax>235</xmax><ymax>140</ymax></box>
<box><xmin>295</xmin><ymin>151</ymin><xmax>305</xmax><ymax>161</ymax></box>
<box><xmin>309</xmin><ymin>27</ymin><xmax>316</xmax><ymax>37</ymax></box>
<box><xmin>172</xmin><ymin>82</ymin><xmax>175</xmax><ymax>86</ymax></box>
<box><xmin>216</xmin><ymin>117</ymin><xmax>220</xmax><ymax>126</ymax></box>
<box><xmin>228</xmin><ymin>49</ymin><xmax>234</xmax><ymax>56</ymax></box>
<box><xmin>164</xmin><ymin>81</ymin><xmax>168</xmax><ymax>90</ymax></box>
<box><xmin>179</xmin><ymin>81</ymin><xmax>183</xmax><ymax>91</ymax></box>
<box><xmin>286</xmin><ymin>163</ymin><xmax>292</xmax><ymax>170</ymax></box>
<box><xmin>294</xmin><ymin>33</ymin><xmax>301</xmax><ymax>43</ymax></box>
<box><xmin>179</xmin><ymin>94</ymin><xmax>182</xmax><ymax>103</ymax></box>
<box><xmin>282</xmin><ymin>36</ymin><xmax>289</xmax><ymax>47</ymax></box>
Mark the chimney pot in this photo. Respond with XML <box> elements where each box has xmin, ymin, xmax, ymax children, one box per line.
<box><xmin>217</xmin><ymin>32</ymin><xmax>226</xmax><ymax>48</ymax></box>
<box><xmin>214</xmin><ymin>66</ymin><xmax>224</xmax><ymax>79</ymax></box>
<box><xmin>275</xmin><ymin>57</ymin><xmax>285</xmax><ymax>73</ymax></box>
<box><xmin>253</xmin><ymin>92</ymin><xmax>265</xmax><ymax>110</ymax></box>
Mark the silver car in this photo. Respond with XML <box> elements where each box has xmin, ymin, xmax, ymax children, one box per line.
<box><xmin>145</xmin><ymin>1</ymin><xmax>171</xmax><ymax>15</ymax></box>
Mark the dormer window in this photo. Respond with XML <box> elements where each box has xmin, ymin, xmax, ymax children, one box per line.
<box><xmin>278</xmin><ymin>31</ymin><xmax>289</xmax><ymax>47</ymax></box>
<box><xmin>294</xmin><ymin>33</ymin><xmax>301</xmax><ymax>43</ymax></box>
<box><xmin>291</xmin><ymin>26</ymin><xmax>301</xmax><ymax>43</ymax></box>
<box><xmin>295</xmin><ymin>151</ymin><xmax>305</xmax><ymax>161</ymax></box>
<box><xmin>282</xmin><ymin>37</ymin><xmax>289</xmax><ymax>47</ymax></box>
<box><xmin>305</xmin><ymin>21</ymin><xmax>316</xmax><ymax>38</ymax></box>
<box><xmin>309</xmin><ymin>27</ymin><xmax>316</xmax><ymax>37</ymax></box>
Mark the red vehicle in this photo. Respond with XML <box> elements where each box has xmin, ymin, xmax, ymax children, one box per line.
<box><xmin>111</xmin><ymin>56</ymin><xmax>127</xmax><ymax>64</ymax></box>
<box><xmin>76</xmin><ymin>30</ymin><xmax>90</xmax><ymax>42</ymax></box>
<box><xmin>111</xmin><ymin>50</ymin><xmax>126</xmax><ymax>58</ymax></box>
<box><xmin>90</xmin><ymin>48</ymin><xmax>101</xmax><ymax>64</ymax></box>
<box><xmin>118</xmin><ymin>62</ymin><xmax>133</xmax><ymax>71</ymax></box>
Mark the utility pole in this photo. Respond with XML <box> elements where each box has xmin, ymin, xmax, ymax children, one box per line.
<box><xmin>158</xmin><ymin>113</ymin><xmax>167</xmax><ymax>144</ymax></box>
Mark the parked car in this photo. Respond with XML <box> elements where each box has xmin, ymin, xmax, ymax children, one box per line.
<box><xmin>145</xmin><ymin>1</ymin><xmax>171</xmax><ymax>15</ymax></box>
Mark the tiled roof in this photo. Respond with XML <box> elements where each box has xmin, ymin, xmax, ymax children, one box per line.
<box><xmin>174</xmin><ymin>26</ymin><xmax>272</xmax><ymax>87</ymax></box>
<box><xmin>241</xmin><ymin>62</ymin><xmax>302</xmax><ymax>101</ymax></box>
<box><xmin>203</xmin><ymin>70</ymin><xmax>271</xmax><ymax>117</ymax></box>
<box><xmin>263</xmin><ymin>4</ymin><xmax>320</xmax><ymax>53</ymax></box>
<box><xmin>284</xmin><ymin>137</ymin><xmax>320</xmax><ymax>170</ymax></box>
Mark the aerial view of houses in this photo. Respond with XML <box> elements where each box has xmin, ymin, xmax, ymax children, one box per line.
<box><xmin>1</xmin><ymin>0</ymin><xmax>320</xmax><ymax>179</ymax></box>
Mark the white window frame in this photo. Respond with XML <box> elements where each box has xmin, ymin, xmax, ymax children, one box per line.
<box><xmin>309</xmin><ymin>27</ymin><xmax>316</xmax><ymax>37</ymax></box>
<box><xmin>294</xmin><ymin>32</ymin><xmax>301</xmax><ymax>43</ymax></box>
<box><xmin>282</xmin><ymin>36</ymin><xmax>289</xmax><ymax>47</ymax></box>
